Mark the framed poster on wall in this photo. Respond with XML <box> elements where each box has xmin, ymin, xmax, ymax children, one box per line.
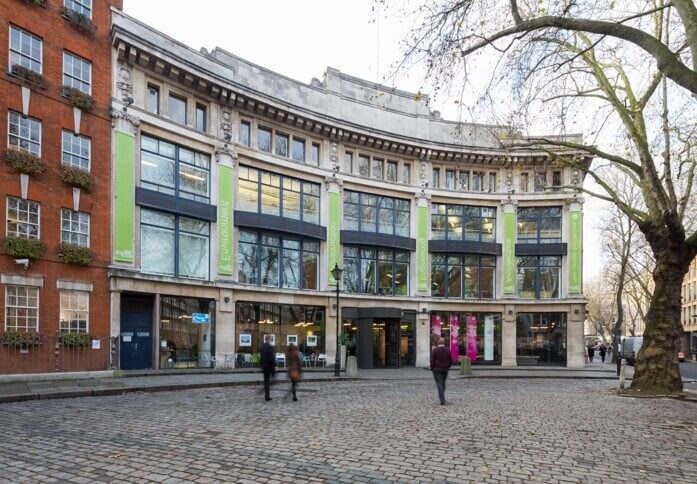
<box><xmin>264</xmin><ymin>333</ymin><xmax>276</xmax><ymax>346</ymax></box>
<box><xmin>287</xmin><ymin>335</ymin><xmax>298</xmax><ymax>346</ymax></box>
<box><xmin>306</xmin><ymin>335</ymin><xmax>317</xmax><ymax>347</ymax></box>
<box><xmin>239</xmin><ymin>334</ymin><xmax>252</xmax><ymax>347</ymax></box>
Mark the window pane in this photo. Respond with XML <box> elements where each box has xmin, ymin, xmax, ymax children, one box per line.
<box><xmin>310</xmin><ymin>143</ymin><xmax>320</xmax><ymax>165</ymax></box>
<box><xmin>141</xmin><ymin>225</ymin><xmax>175</xmax><ymax>276</ymax></box>
<box><xmin>275</xmin><ymin>133</ymin><xmax>289</xmax><ymax>157</ymax></box>
<box><xmin>240</xmin><ymin>121</ymin><xmax>250</xmax><ymax>146</ymax></box>
<box><xmin>401</xmin><ymin>163</ymin><xmax>410</xmax><ymax>184</ymax></box>
<box><xmin>146</xmin><ymin>85</ymin><xmax>159</xmax><ymax>114</ymax></box>
<box><xmin>344</xmin><ymin>152</ymin><xmax>353</xmax><ymax>173</ymax></box>
<box><xmin>372</xmin><ymin>158</ymin><xmax>384</xmax><ymax>180</ymax></box>
<box><xmin>258</xmin><ymin>127</ymin><xmax>272</xmax><ymax>152</ymax></box>
<box><xmin>292</xmin><ymin>138</ymin><xmax>305</xmax><ymax>161</ymax></box>
<box><xmin>387</xmin><ymin>161</ymin><xmax>398</xmax><ymax>182</ymax></box>
<box><xmin>303</xmin><ymin>252</ymin><xmax>318</xmax><ymax>289</ymax></box>
<box><xmin>448</xmin><ymin>265</ymin><xmax>462</xmax><ymax>298</ymax></box>
<box><xmin>195</xmin><ymin>104</ymin><xmax>206</xmax><ymax>131</ymax></box>
<box><xmin>283</xmin><ymin>187</ymin><xmax>301</xmax><ymax>220</ymax></box>
<box><xmin>282</xmin><ymin>247</ymin><xmax>300</xmax><ymax>288</ymax></box>
<box><xmin>168</xmin><ymin>94</ymin><xmax>187</xmax><ymax>124</ymax></box>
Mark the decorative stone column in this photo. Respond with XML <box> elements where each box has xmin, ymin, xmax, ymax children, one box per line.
<box><xmin>567</xmin><ymin>304</ymin><xmax>586</xmax><ymax>368</ymax></box>
<box><xmin>501</xmin><ymin>304</ymin><xmax>517</xmax><ymax>366</ymax></box>
<box><xmin>500</xmin><ymin>197</ymin><xmax>518</xmax><ymax>367</ymax></box>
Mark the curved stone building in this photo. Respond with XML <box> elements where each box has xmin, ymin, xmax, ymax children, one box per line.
<box><xmin>110</xmin><ymin>10</ymin><xmax>589</xmax><ymax>371</ymax></box>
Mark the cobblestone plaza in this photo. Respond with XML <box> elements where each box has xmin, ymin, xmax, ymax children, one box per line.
<box><xmin>1</xmin><ymin>377</ymin><xmax>696</xmax><ymax>483</ymax></box>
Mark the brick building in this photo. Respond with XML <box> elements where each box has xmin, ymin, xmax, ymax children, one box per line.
<box><xmin>0</xmin><ymin>0</ymin><xmax>120</xmax><ymax>373</ymax></box>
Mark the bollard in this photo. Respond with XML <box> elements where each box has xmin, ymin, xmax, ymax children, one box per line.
<box><xmin>619</xmin><ymin>358</ymin><xmax>626</xmax><ymax>389</ymax></box>
<box><xmin>459</xmin><ymin>356</ymin><xmax>472</xmax><ymax>376</ymax></box>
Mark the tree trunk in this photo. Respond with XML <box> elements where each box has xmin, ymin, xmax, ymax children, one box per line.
<box><xmin>631</xmin><ymin>233</ymin><xmax>689</xmax><ymax>394</ymax></box>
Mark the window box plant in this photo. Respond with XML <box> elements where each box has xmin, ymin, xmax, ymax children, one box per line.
<box><xmin>5</xmin><ymin>149</ymin><xmax>45</xmax><ymax>176</ymax></box>
<box><xmin>23</xmin><ymin>0</ymin><xmax>48</xmax><ymax>6</ymax></box>
<box><xmin>2</xmin><ymin>236</ymin><xmax>45</xmax><ymax>260</ymax></box>
<box><xmin>1</xmin><ymin>331</ymin><xmax>42</xmax><ymax>347</ymax></box>
<box><xmin>59</xmin><ymin>164</ymin><xmax>94</xmax><ymax>191</ymax></box>
<box><xmin>10</xmin><ymin>64</ymin><xmax>47</xmax><ymax>90</ymax></box>
<box><xmin>59</xmin><ymin>243</ymin><xmax>91</xmax><ymax>266</ymax></box>
<box><xmin>60</xmin><ymin>6</ymin><xmax>96</xmax><ymax>35</ymax></box>
<box><xmin>61</xmin><ymin>86</ymin><xmax>95</xmax><ymax>112</ymax></box>
<box><xmin>60</xmin><ymin>331</ymin><xmax>91</xmax><ymax>347</ymax></box>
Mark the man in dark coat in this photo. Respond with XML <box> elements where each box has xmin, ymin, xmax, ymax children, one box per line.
<box><xmin>430</xmin><ymin>337</ymin><xmax>453</xmax><ymax>405</ymax></box>
<box><xmin>259</xmin><ymin>335</ymin><xmax>276</xmax><ymax>401</ymax></box>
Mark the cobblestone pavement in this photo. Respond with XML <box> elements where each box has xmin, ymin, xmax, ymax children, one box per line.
<box><xmin>1</xmin><ymin>378</ymin><xmax>696</xmax><ymax>483</ymax></box>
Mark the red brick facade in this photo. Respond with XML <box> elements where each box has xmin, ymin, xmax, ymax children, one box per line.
<box><xmin>0</xmin><ymin>0</ymin><xmax>121</xmax><ymax>373</ymax></box>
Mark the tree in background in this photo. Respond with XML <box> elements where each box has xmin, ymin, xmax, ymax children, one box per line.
<box><xmin>388</xmin><ymin>0</ymin><xmax>697</xmax><ymax>393</ymax></box>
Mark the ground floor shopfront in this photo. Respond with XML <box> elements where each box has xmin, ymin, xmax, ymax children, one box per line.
<box><xmin>109</xmin><ymin>274</ymin><xmax>585</xmax><ymax>370</ymax></box>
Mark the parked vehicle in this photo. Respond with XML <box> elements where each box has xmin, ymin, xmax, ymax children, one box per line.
<box><xmin>678</xmin><ymin>351</ymin><xmax>685</xmax><ymax>362</ymax></box>
<box><xmin>620</xmin><ymin>336</ymin><xmax>643</xmax><ymax>365</ymax></box>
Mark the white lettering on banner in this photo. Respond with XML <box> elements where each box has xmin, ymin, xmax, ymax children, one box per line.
<box><xmin>219</xmin><ymin>199</ymin><xmax>231</xmax><ymax>272</ymax></box>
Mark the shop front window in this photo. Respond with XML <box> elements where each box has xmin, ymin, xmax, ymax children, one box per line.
<box><xmin>160</xmin><ymin>297</ymin><xmax>216</xmax><ymax>369</ymax></box>
<box><xmin>235</xmin><ymin>303</ymin><xmax>325</xmax><ymax>367</ymax></box>
<box><xmin>516</xmin><ymin>313</ymin><xmax>567</xmax><ymax>366</ymax></box>
<box><xmin>430</xmin><ymin>312</ymin><xmax>501</xmax><ymax>365</ymax></box>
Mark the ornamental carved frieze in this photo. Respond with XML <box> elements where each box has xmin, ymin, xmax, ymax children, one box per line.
<box><xmin>115</xmin><ymin>63</ymin><xmax>134</xmax><ymax>102</ymax></box>
<box><xmin>330</xmin><ymin>141</ymin><xmax>339</xmax><ymax>172</ymax></box>
<box><xmin>219</xmin><ymin>111</ymin><xmax>233</xmax><ymax>144</ymax></box>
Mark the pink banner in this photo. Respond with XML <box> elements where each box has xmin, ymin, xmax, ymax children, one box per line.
<box><xmin>467</xmin><ymin>315</ymin><xmax>477</xmax><ymax>362</ymax></box>
<box><xmin>431</xmin><ymin>314</ymin><xmax>442</xmax><ymax>347</ymax></box>
<box><xmin>450</xmin><ymin>314</ymin><xmax>459</xmax><ymax>361</ymax></box>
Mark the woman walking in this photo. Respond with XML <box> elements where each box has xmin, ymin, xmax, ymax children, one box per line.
<box><xmin>285</xmin><ymin>344</ymin><xmax>302</xmax><ymax>402</ymax></box>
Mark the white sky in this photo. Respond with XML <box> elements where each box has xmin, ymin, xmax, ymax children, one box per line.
<box><xmin>123</xmin><ymin>0</ymin><xmax>605</xmax><ymax>282</ymax></box>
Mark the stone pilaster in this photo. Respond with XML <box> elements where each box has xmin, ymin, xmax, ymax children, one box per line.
<box><xmin>501</xmin><ymin>304</ymin><xmax>517</xmax><ymax>366</ymax></box>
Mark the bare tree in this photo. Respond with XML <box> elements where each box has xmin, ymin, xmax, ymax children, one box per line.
<box><xmin>584</xmin><ymin>273</ymin><xmax>616</xmax><ymax>344</ymax></box>
<box><xmin>390</xmin><ymin>0</ymin><xmax>697</xmax><ymax>393</ymax></box>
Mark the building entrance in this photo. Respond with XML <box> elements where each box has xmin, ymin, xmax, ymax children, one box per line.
<box><xmin>344</xmin><ymin>308</ymin><xmax>415</xmax><ymax>369</ymax></box>
<box><xmin>120</xmin><ymin>294</ymin><xmax>154</xmax><ymax>370</ymax></box>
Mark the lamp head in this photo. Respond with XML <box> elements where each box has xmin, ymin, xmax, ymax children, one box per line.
<box><xmin>330</xmin><ymin>263</ymin><xmax>343</xmax><ymax>281</ymax></box>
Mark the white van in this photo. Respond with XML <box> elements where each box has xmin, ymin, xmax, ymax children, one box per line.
<box><xmin>620</xmin><ymin>336</ymin><xmax>643</xmax><ymax>365</ymax></box>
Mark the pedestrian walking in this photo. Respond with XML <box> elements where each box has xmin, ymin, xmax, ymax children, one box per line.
<box><xmin>599</xmin><ymin>344</ymin><xmax>607</xmax><ymax>363</ymax></box>
<box><xmin>284</xmin><ymin>344</ymin><xmax>302</xmax><ymax>402</ymax></box>
<box><xmin>259</xmin><ymin>334</ymin><xmax>276</xmax><ymax>401</ymax></box>
<box><xmin>430</xmin><ymin>337</ymin><xmax>452</xmax><ymax>406</ymax></box>
<box><xmin>587</xmin><ymin>344</ymin><xmax>595</xmax><ymax>363</ymax></box>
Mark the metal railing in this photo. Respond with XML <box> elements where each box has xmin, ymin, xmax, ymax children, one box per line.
<box><xmin>0</xmin><ymin>334</ymin><xmax>112</xmax><ymax>375</ymax></box>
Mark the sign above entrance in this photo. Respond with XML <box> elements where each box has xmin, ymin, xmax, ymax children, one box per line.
<box><xmin>192</xmin><ymin>313</ymin><xmax>210</xmax><ymax>324</ymax></box>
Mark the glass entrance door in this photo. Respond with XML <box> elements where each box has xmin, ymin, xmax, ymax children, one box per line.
<box><xmin>372</xmin><ymin>319</ymin><xmax>407</xmax><ymax>368</ymax></box>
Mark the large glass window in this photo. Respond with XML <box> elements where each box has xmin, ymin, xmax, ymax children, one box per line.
<box><xmin>5</xmin><ymin>286</ymin><xmax>39</xmax><ymax>332</ymax></box>
<box><xmin>431</xmin><ymin>204</ymin><xmax>495</xmax><ymax>242</ymax></box>
<box><xmin>343</xmin><ymin>191</ymin><xmax>409</xmax><ymax>237</ymax></box>
<box><xmin>516</xmin><ymin>313</ymin><xmax>567</xmax><ymax>366</ymax></box>
<box><xmin>9</xmin><ymin>26</ymin><xmax>42</xmax><ymax>73</ymax></box>
<box><xmin>235</xmin><ymin>303</ymin><xmax>325</xmax><ymax>367</ymax></box>
<box><xmin>140</xmin><ymin>135</ymin><xmax>210</xmax><ymax>203</ymax></box>
<box><xmin>63</xmin><ymin>51</ymin><xmax>91</xmax><ymax>94</ymax></box>
<box><xmin>8</xmin><ymin>111</ymin><xmax>41</xmax><ymax>156</ymax></box>
<box><xmin>59</xmin><ymin>290</ymin><xmax>88</xmax><ymax>332</ymax></box>
<box><xmin>64</xmin><ymin>0</ymin><xmax>92</xmax><ymax>17</ymax></box>
<box><xmin>160</xmin><ymin>297</ymin><xmax>216</xmax><ymax>369</ymax></box>
<box><xmin>517</xmin><ymin>207</ymin><xmax>562</xmax><ymax>243</ymax></box>
<box><xmin>430</xmin><ymin>312</ymin><xmax>502</xmax><ymax>365</ymax></box>
<box><xmin>343</xmin><ymin>246</ymin><xmax>409</xmax><ymax>296</ymax></box>
<box><xmin>140</xmin><ymin>209</ymin><xmax>209</xmax><ymax>279</ymax></box>
<box><xmin>61</xmin><ymin>209</ymin><xmax>89</xmax><ymax>247</ymax></box>
<box><xmin>237</xmin><ymin>230</ymin><xmax>318</xmax><ymax>290</ymax></box>
<box><xmin>7</xmin><ymin>197</ymin><xmax>40</xmax><ymax>238</ymax></box>
<box><xmin>238</xmin><ymin>165</ymin><xmax>320</xmax><ymax>224</ymax></box>
<box><xmin>517</xmin><ymin>256</ymin><xmax>561</xmax><ymax>299</ymax></box>
<box><xmin>431</xmin><ymin>255</ymin><xmax>495</xmax><ymax>298</ymax></box>
<box><xmin>61</xmin><ymin>130</ymin><xmax>90</xmax><ymax>170</ymax></box>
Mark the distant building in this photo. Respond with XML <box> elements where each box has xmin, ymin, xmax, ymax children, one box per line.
<box><xmin>682</xmin><ymin>257</ymin><xmax>697</xmax><ymax>352</ymax></box>
<box><xmin>109</xmin><ymin>9</ymin><xmax>591</xmax><ymax>371</ymax></box>
<box><xmin>0</xmin><ymin>0</ymin><xmax>121</xmax><ymax>373</ymax></box>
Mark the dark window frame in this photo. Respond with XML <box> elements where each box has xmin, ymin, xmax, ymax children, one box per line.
<box><xmin>431</xmin><ymin>254</ymin><xmax>495</xmax><ymax>299</ymax></box>
<box><xmin>343</xmin><ymin>190</ymin><xmax>410</xmax><ymax>237</ymax></box>
<box><xmin>517</xmin><ymin>207</ymin><xmax>562</xmax><ymax>244</ymax></box>
<box><xmin>431</xmin><ymin>203</ymin><xmax>496</xmax><ymax>242</ymax></box>
<box><xmin>516</xmin><ymin>255</ymin><xmax>561</xmax><ymax>299</ymax></box>
<box><xmin>343</xmin><ymin>245</ymin><xmax>409</xmax><ymax>296</ymax></box>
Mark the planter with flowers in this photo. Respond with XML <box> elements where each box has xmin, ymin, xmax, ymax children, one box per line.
<box><xmin>60</xmin><ymin>331</ymin><xmax>91</xmax><ymax>348</ymax></box>
<box><xmin>59</xmin><ymin>164</ymin><xmax>93</xmax><ymax>210</ymax></box>
<box><xmin>10</xmin><ymin>64</ymin><xmax>47</xmax><ymax>90</ymax></box>
<box><xmin>59</xmin><ymin>243</ymin><xmax>91</xmax><ymax>266</ymax></box>
<box><xmin>60</xmin><ymin>6</ymin><xmax>96</xmax><ymax>35</ymax></box>
<box><xmin>61</xmin><ymin>86</ymin><xmax>95</xmax><ymax>135</ymax></box>
<box><xmin>23</xmin><ymin>0</ymin><xmax>48</xmax><ymax>6</ymax></box>
<box><xmin>5</xmin><ymin>149</ymin><xmax>45</xmax><ymax>199</ymax></box>
<box><xmin>1</xmin><ymin>331</ymin><xmax>42</xmax><ymax>348</ymax></box>
<box><xmin>2</xmin><ymin>235</ymin><xmax>45</xmax><ymax>260</ymax></box>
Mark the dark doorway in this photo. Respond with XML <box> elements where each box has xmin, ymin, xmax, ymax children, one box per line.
<box><xmin>120</xmin><ymin>294</ymin><xmax>154</xmax><ymax>370</ymax></box>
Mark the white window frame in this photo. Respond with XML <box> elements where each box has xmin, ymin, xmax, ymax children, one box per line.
<box><xmin>6</xmin><ymin>196</ymin><xmax>40</xmax><ymax>239</ymax></box>
<box><xmin>60</xmin><ymin>209</ymin><xmax>90</xmax><ymax>247</ymax></box>
<box><xmin>5</xmin><ymin>285</ymin><xmax>39</xmax><ymax>332</ymax></box>
<box><xmin>59</xmin><ymin>290</ymin><xmax>89</xmax><ymax>333</ymax></box>
<box><xmin>63</xmin><ymin>51</ymin><xmax>92</xmax><ymax>94</ymax></box>
<box><xmin>9</xmin><ymin>25</ymin><xmax>42</xmax><ymax>74</ymax></box>
<box><xmin>61</xmin><ymin>130</ymin><xmax>91</xmax><ymax>171</ymax></box>
<box><xmin>8</xmin><ymin>111</ymin><xmax>41</xmax><ymax>156</ymax></box>
<box><xmin>64</xmin><ymin>0</ymin><xmax>92</xmax><ymax>18</ymax></box>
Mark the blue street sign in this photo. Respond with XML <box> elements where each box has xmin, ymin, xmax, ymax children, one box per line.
<box><xmin>192</xmin><ymin>313</ymin><xmax>210</xmax><ymax>324</ymax></box>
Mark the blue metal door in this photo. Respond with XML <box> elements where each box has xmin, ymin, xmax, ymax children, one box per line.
<box><xmin>120</xmin><ymin>294</ymin><xmax>153</xmax><ymax>370</ymax></box>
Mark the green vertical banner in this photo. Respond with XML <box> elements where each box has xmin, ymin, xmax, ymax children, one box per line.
<box><xmin>502</xmin><ymin>211</ymin><xmax>516</xmax><ymax>294</ymax></box>
<box><xmin>417</xmin><ymin>205</ymin><xmax>428</xmax><ymax>292</ymax></box>
<box><xmin>217</xmin><ymin>165</ymin><xmax>234</xmax><ymax>276</ymax></box>
<box><xmin>114</xmin><ymin>131</ymin><xmax>135</xmax><ymax>263</ymax></box>
<box><xmin>568</xmin><ymin>210</ymin><xmax>583</xmax><ymax>294</ymax></box>
<box><xmin>327</xmin><ymin>191</ymin><xmax>341</xmax><ymax>285</ymax></box>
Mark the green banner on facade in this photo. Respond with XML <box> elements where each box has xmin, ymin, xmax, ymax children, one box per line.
<box><xmin>502</xmin><ymin>211</ymin><xmax>516</xmax><ymax>294</ymax></box>
<box><xmin>417</xmin><ymin>205</ymin><xmax>428</xmax><ymax>292</ymax></box>
<box><xmin>568</xmin><ymin>210</ymin><xmax>583</xmax><ymax>294</ymax></box>
<box><xmin>114</xmin><ymin>131</ymin><xmax>135</xmax><ymax>263</ymax></box>
<box><xmin>328</xmin><ymin>191</ymin><xmax>341</xmax><ymax>285</ymax></box>
<box><xmin>217</xmin><ymin>165</ymin><xmax>234</xmax><ymax>276</ymax></box>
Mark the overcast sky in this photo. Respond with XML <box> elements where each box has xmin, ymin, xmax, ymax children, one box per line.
<box><xmin>123</xmin><ymin>0</ymin><xmax>604</xmax><ymax>282</ymax></box>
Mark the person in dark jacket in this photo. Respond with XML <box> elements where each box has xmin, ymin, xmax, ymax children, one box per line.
<box><xmin>430</xmin><ymin>337</ymin><xmax>453</xmax><ymax>405</ymax></box>
<box><xmin>259</xmin><ymin>335</ymin><xmax>276</xmax><ymax>401</ymax></box>
<box><xmin>284</xmin><ymin>344</ymin><xmax>302</xmax><ymax>402</ymax></box>
<box><xmin>599</xmin><ymin>343</ymin><xmax>607</xmax><ymax>363</ymax></box>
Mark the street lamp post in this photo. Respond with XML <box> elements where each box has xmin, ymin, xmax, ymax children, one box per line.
<box><xmin>331</xmin><ymin>263</ymin><xmax>343</xmax><ymax>377</ymax></box>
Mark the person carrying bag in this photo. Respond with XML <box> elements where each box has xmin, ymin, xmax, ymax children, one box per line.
<box><xmin>285</xmin><ymin>344</ymin><xmax>302</xmax><ymax>402</ymax></box>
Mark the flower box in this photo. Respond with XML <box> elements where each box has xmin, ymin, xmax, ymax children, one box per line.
<box><xmin>2</xmin><ymin>236</ymin><xmax>45</xmax><ymax>260</ymax></box>
<box><xmin>60</xmin><ymin>332</ymin><xmax>91</xmax><ymax>347</ymax></box>
<box><xmin>10</xmin><ymin>64</ymin><xmax>47</xmax><ymax>90</ymax></box>
<box><xmin>59</xmin><ymin>164</ymin><xmax>94</xmax><ymax>191</ymax></box>
<box><xmin>1</xmin><ymin>331</ymin><xmax>42</xmax><ymax>347</ymax></box>
<box><xmin>61</xmin><ymin>86</ymin><xmax>95</xmax><ymax>112</ymax></box>
<box><xmin>60</xmin><ymin>6</ymin><xmax>96</xmax><ymax>35</ymax></box>
<box><xmin>5</xmin><ymin>149</ymin><xmax>45</xmax><ymax>176</ymax></box>
<box><xmin>24</xmin><ymin>0</ymin><xmax>48</xmax><ymax>6</ymax></box>
<box><xmin>59</xmin><ymin>243</ymin><xmax>91</xmax><ymax>266</ymax></box>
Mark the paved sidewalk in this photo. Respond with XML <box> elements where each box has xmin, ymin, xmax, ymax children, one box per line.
<box><xmin>0</xmin><ymin>362</ymin><xmax>654</xmax><ymax>404</ymax></box>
